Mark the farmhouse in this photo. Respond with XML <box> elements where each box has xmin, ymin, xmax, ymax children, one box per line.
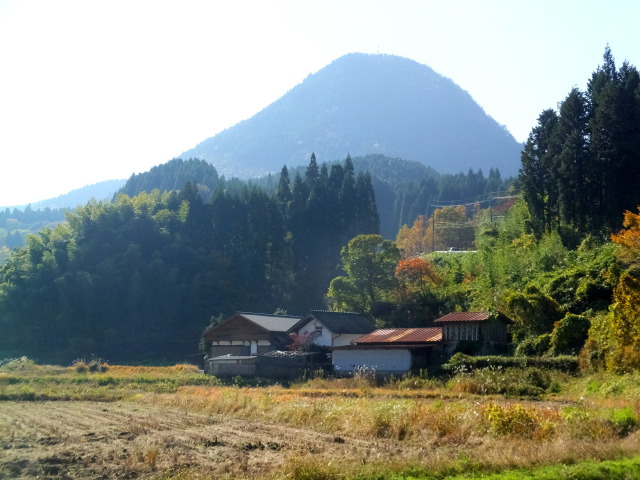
<box><xmin>202</xmin><ymin>312</ymin><xmax>301</xmax><ymax>357</ymax></box>
<box><xmin>287</xmin><ymin>310</ymin><xmax>376</xmax><ymax>348</ymax></box>
<box><xmin>332</xmin><ymin>327</ymin><xmax>443</xmax><ymax>375</ymax></box>
<box><xmin>201</xmin><ymin>310</ymin><xmax>510</xmax><ymax>378</ymax></box>
<box><xmin>434</xmin><ymin>311</ymin><xmax>510</xmax><ymax>357</ymax></box>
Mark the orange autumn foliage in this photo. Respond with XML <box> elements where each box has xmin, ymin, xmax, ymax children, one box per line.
<box><xmin>395</xmin><ymin>257</ymin><xmax>441</xmax><ymax>295</ymax></box>
<box><xmin>611</xmin><ymin>208</ymin><xmax>640</xmax><ymax>261</ymax></box>
<box><xmin>396</xmin><ymin>206</ymin><xmax>476</xmax><ymax>258</ymax></box>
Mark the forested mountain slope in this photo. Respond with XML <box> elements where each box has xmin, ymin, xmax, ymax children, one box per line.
<box><xmin>113</xmin><ymin>155</ymin><xmax>513</xmax><ymax>239</ymax></box>
<box><xmin>180</xmin><ymin>53</ymin><xmax>522</xmax><ymax>178</ymax></box>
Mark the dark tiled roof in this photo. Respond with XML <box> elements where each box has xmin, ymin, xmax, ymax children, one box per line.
<box><xmin>433</xmin><ymin>312</ymin><xmax>489</xmax><ymax>323</ymax></box>
<box><xmin>289</xmin><ymin>310</ymin><xmax>375</xmax><ymax>335</ymax></box>
<box><xmin>354</xmin><ymin>327</ymin><xmax>442</xmax><ymax>344</ymax></box>
<box><xmin>235</xmin><ymin>312</ymin><xmax>301</xmax><ymax>331</ymax></box>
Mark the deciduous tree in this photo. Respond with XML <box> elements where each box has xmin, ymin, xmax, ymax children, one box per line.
<box><xmin>327</xmin><ymin>234</ymin><xmax>399</xmax><ymax>313</ymax></box>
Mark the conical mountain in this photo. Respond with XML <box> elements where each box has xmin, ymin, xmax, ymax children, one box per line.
<box><xmin>180</xmin><ymin>53</ymin><xmax>522</xmax><ymax>177</ymax></box>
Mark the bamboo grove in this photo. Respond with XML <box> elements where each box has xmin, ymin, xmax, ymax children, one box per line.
<box><xmin>0</xmin><ymin>156</ymin><xmax>378</xmax><ymax>364</ymax></box>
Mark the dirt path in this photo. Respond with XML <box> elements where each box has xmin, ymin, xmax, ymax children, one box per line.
<box><xmin>0</xmin><ymin>401</ymin><xmax>425</xmax><ymax>479</ymax></box>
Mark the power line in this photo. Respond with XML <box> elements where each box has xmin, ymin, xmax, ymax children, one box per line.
<box><xmin>430</xmin><ymin>189</ymin><xmax>520</xmax><ymax>209</ymax></box>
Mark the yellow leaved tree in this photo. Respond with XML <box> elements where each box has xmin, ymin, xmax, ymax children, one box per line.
<box><xmin>583</xmin><ymin>210</ymin><xmax>640</xmax><ymax>371</ymax></box>
<box><xmin>611</xmin><ymin>208</ymin><xmax>640</xmax><ymax>267</ymax></box>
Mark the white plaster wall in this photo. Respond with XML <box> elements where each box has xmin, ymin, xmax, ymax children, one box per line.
<box><xmin>333</xmin><ymin>349</ymin><xmax>412</xmax><ymax>373</ymax></box>
<box><xmin>332</xmin><ymin>334</ymin><xmax>363</xmax><ymax>347</ymax></box>
<box><xmin>296</xmin><ymin>320</ymin><xmax>332</xmax><ymax>346</ymax></box>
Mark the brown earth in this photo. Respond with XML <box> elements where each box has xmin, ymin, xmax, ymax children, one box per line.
<box><xmin>0</xmin><ymin>400</ymin><xmax>426</xmax><ymax>479</ymax></box>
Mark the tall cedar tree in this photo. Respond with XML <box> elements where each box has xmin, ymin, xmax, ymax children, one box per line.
<box><xmin>520</xmin><ymin>47</ymin><xmax>640</xmax><ymax>238</ymax></box>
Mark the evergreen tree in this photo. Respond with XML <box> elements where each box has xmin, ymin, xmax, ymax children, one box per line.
<box><xmin>519</xmin><ymin>109</ymin><xmax>559</xmax><ymax>236</ymax></box>
<box><xmin>305</xmin><ymin>152</ymin><xmax>319</xmax><ymax>185</ymax></box>
<box><xmin>589</xmin><ymin>49</ymin><xmax>640</xmax><ymax>231</ymax></box>
<box><xmin>555</xmin><ymin>88</ymin><xmax>591</xmax><ymax>231</ymax></box>
<box><xmin>355</xmin><ymin>172</ymin><xmax>380</xmax><ymax>234</ymax></box>
<box><xmin>520</xmin><ymin>47</ymin><xmax>640</xmax><ymax>239</ymax></box>
<box><xmin>275</xmin><ymin>165</ymin><xmax>292</xmax><ymax>212</ymax></box>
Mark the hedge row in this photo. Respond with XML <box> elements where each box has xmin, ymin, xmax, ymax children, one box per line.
<box><xmin>444</xmin><ymin>353</ymin><xmax>579</xmax><ymax>373</ymax></box>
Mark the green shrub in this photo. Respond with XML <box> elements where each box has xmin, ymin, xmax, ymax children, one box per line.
<box><xmin>445</xmin><ymin>353</ymin><xmax>579</xmax><ymax>373</ymax></box>
<box><xmin>181</xmin><ymin>374</ymin><xmax>222</xmax><ymax>386</ymax></box>
<box><xmin>449</xmin><ymin>366</ymin><xmax>553</xmax><ymax>397</ymax></box>
<box><xmin>550</xmin><ymin>313</ymin><xmax>590</xmax><ymax>355</ymax></box>
<box><xmin>515</xmin><ymin>334</ymin><xmax>551</xmax><ymax>356</ymax></box>
<box><xmin>609</xmin><ymin>407</ymin><xmax>638</xmax><ymax>437</ymax></box>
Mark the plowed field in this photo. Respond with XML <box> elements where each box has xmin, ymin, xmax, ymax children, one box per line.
<box><xmin>0</xmin><ymin>400</ymin><xmax>424</xmax><ymax>479</ymax></box>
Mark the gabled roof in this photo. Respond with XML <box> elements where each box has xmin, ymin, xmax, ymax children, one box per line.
<box><xmin>203</xmin><ymin>312</ymin><xmax>301</xmax><ymax>338</ymax></box>
<box><xmin>353</xmin><ymin>327</ymin><xmax>442</xmax><ymax>345</ymax></box>
<box><xmin>433</xmin><ymin>312</ymin><xmax>490</xmax><ymax>323</ymax></box>
<box><xmin>235</xmin><ymin>312</ymin><xmax>301</xmax><ymax>331</ymax></box>
<box><xmin>288</xmin><ymin>310</ymin><xmax>375</xmax><ymax>335</ymax></box>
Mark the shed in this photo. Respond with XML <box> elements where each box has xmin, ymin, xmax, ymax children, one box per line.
<box><xmin>206</xmin><ymin>355</ymin><xmax>257</xmax><ymax>377</ymax></box>
<box><xmin>332</xmin><ymin>327</ymin><xmax>443</xmax><ymax>375</ymax></box>
<box><xmin>434</xmin><ymin>311</ymin><xmax>510</xmax><ymax>357</ymax></box>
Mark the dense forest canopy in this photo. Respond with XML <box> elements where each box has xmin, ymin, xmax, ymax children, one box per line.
<box><xmin>0</xmin><ymin>156</ymin><xmax>513</xmax><ymax>256</ymax></box>
<box><xmin>0</xmin><ymin>156</ymin><xmax>378</xmax><ymax>363</ymax></box>
<box><xmin>257</xmin><ymin>154</ymin><xmax>513</xmax><ymax>239</ymax></box>
<box><xmin>520</xmin><ymin>46</ymin><xmax>640</xmax><ymax>238</ymax></box>
<box><xmin>0</xmin><ymin>206</ymin><xmax>67</xmax><ymax>263</ymax></box>
<box><xmin>117</xmin><ymin>158</ymin><xmax>220</xmax><ymax>199</ymax></box>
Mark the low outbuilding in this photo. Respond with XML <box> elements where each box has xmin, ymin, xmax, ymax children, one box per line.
<box><xmin>433</xmin><ymin>311</ymin><xmax>510</xmax><ymax>357</ymax></box>
<box><xmin>332</xmin><ymin>327</ymin><xmax>443</xmax><ymax>375</ymax></box>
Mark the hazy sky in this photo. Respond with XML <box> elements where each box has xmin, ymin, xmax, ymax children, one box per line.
<box><xmin>0</xmin><ymin>0</ymin><xmax>638</xmax><ymax>207</ymax></box>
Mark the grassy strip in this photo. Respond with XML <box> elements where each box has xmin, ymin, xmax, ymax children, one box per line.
<box><xmin>280</xmin><ymin>456</ymin><xmax>640</xmax><ymax>480</ymax></box>
<box><xmin>422</xmin><ymin>456</ymin><xmax>640</xmax><ymax>480</ymax></box>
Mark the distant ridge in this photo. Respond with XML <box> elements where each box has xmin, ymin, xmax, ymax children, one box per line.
<box><xmin>3</xmin><ymin>179</ymin><xmax>127</xmax><ymax>211</ymax></box>
<box><xmin>180</xmin><ymin>53</ymin><xmax>522</xmax><ymax>178</ymax></box>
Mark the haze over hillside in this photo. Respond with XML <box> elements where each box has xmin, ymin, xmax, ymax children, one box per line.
<box><xmin>0</xmin><ymin>179</ymin><xmax>126</xmax><ymax>211</ymax></box>
<box><xmin>180</xmin><ymin>53</ymin><xmax>523</xmax><ymax>178</ymax></box>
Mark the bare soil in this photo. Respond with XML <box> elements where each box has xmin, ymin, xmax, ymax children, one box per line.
<box><xmin>0</xmin><ymin>401</ymin><xmax>425</xmax><ymax>479</ymax></box>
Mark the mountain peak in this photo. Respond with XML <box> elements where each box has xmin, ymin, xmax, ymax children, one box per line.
<box><xmin>180</xmin><ymin>54</ymin><xmax>521</xmax><ymax>177</ymax></box>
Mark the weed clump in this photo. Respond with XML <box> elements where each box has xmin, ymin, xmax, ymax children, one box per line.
<box><xmin>484</xmin><ymin>402</ymin><xmax>558</xmax><ymax>439</ymax></box>
<box><xmin>72</xmin><ymin>357</ymin><xmax>109</xmax><ymax>374</ymax></box>
<box><xmin>0</xmin><ymin>356</ymin><xmax>38</xmax><ymax>372</ymax></box>
<box><xmin>449</xmin><ymin>365</ymin><xmax>558</xmax><ymax>397</ymax></box>
<box><xmin>609</xmin><ymin>407</ymin><xmax>638</xmax><ymax>437</ymax></box>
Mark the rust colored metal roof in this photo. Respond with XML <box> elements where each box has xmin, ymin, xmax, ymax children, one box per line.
<box><xmin>433</xmin><ymin>312</ymin><xmax>489</xmax><ymax>323</ymax></box>
<box><xmin>353</xmin><ymin>327</ymin><xmax>442</xmax><ymax>345</ymax></box>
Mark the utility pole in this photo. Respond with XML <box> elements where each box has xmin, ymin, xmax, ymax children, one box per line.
<box><xmin>432</xmin><ymin>212</ymin><xmax>435</xmax><ymax>252</ymax></box>
<box><xmin>489</xmin><ymin>194</ymin><xmax>493</xmax><ymax>223</ymax></box>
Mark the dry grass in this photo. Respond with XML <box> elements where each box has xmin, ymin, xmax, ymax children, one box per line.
<box><xmin>2</xmin><ymin>361</ymin><xmax>640</xmax><ymax>479</ymax></box>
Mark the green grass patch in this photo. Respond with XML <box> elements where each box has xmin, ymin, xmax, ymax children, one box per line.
<box><xmin>434</xmin><ymin>456</ymin><xmax>640</xmax><ymax>480</ymax></box>
<box><xmin>279</xmin><ymin>456</ymin><xmax>640</xmax><ymax>480</ymax></box>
